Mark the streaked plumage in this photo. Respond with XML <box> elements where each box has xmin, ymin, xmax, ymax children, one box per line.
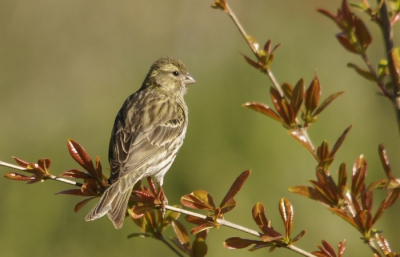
<box><xmin>85</xmin><ymin>57</ymin><xmax>195</xmax><ymax>229</ymax></box>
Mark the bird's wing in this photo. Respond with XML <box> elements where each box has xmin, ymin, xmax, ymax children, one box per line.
<box><xmin>108</xmin><ymin>94</ymin><xmax>186</xmax><ymax>184</ymax></box>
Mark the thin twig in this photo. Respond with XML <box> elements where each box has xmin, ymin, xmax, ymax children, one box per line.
<box><xmin>165</xmin><ymin>205</ymin><xmax>316</xmax><ymax>257</ymax></box>
<box><xmin>223</xmin><ymin>1</ymin><xmax>315</xmax><ymax>152</ymax></box>
<box><xmin>378</xmin><ymin>0</ymin><xmax>400</xmax><ymax>135</ymax></box>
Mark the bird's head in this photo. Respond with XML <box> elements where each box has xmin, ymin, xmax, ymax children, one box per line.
<box><xmin>143</xmin><ymin>57</ymin><xmax>196</xmax><ymax>96</ymax></box>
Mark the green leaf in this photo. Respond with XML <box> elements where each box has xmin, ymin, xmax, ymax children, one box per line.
<box><xmin>278</xmin><ymin>198</ymin><xmax>293</xmax><ymax>240</ymax></box>
<box><xmin>347</xmin><ymin>63</ymin><xmax>376</xmax><ymax>82</ymax></box>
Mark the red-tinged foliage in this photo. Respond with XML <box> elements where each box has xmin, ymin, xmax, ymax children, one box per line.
<box><xmin>312</xmin><ymin>239</ymin><xmax>346</xmax><ymax>257</ymax></box>
<box><xmin>182</xmin><ymin>170</ymin><xmax>251</xmax><ymax>234</ymax></box>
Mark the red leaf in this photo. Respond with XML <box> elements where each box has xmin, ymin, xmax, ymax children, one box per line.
<box><xmin>67</xmin><ymin>139</ymin><xmax>96</xmax><ymax>176</ymax></box>
<box><xmin>190</xmin><ymin>223</ymin><xmax>214</xmax><ymax>234</ymax></box>
<box><xmin>181</xmin><ymin>190</ymin><xmax>215</xmax><ymax>210</ymax></box>
<box><xmin>172</xmin><ymin>220</ymin><xmax>190</xmax><ymax>246</ymax></box>
<box><xmin>378</xmin><ymin>144</ymin><xmax>393</xmax><ymax>179</ymax></box>
<box><xmin>329</xmin><ymin>125</ymin><xmax>352</xmax><ymax>159</ymax></box>
<box><xmin>252</xmin><ymin>202</ymin><xmax>269</xmax><ymax>227</ymax></box>
<box><xmin>74</xmin><ymin>197</ymin><xmax>96</xmax><ymax>212</ymax></box>
<box><xmin>224</xmin><ymin>237</ymin><xmax>258</xmax><ymax>249</ymax></box>
<box><xmin>60</xmin><ymin>169</ymin><xmax>92</xmax><ymax>179</ymax></box>
<box><xmin>4</xmin><ymin>172</ymin><xmax>35</xmax><ymax>182</ymax></box>
<box><xmin>220</xmin><ymin>170</ymin><xmax>251</xmax><ymax>209</ymax></box>
<box><xmin>243</xmin><ymin>102</ymin><xmax>284</xmax><ymax>124</ymax></box>
<box><xmin>279</xmin><ymin>198</ymin><xmax>293</xmax><ymax>239</ymax></box>
<box><xmin>305</xmin><ymin>76</ymin><xmax>321</xmax><ymax>115</ymax></box>
<box><xmin>219</xmin><ymin>197</ymin><xmax>236</xmax><ymax>214</ymax></box>
<box><xmin>291</xmin><ymin>78</ymin><xmax>305</xmax><ymax>117</ymax></box>
<box><xmin>354</xmin><ymin>16</ymin><xmax>372</xmax><ymax>51</ymax></box>
<box><xmin>56</xmin><ymin>189</ymin><xmax>93</xmax><ymax>197</ymax></box>
<box><xmin>313</xmin><ymin>91</ymin><xmax>345</xmax><ymax>116</ymax></box>
<box><xmin>336</xmin><ymin>33</ymin><xmax>358</xmax><ymax>54</ymax></box>
<box><xmin>12</xmin><ymin>157</ymin><xmax>29</xmax><ymax>168</ymax></box>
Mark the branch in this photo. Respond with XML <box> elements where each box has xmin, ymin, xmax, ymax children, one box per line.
<box><xmin>165</xmin><ymin>205</ymin><xmax>316</xmax><ymax>257</ymax></box>
<box><xmin>221</xmin><ymin>1</ymin><xmax>315</xmax><ymax>151</ymax></box>
<box><xmin>378</xmin><ymin>0</ymin><xmax>400</xmax><ymax>135</ymax></box>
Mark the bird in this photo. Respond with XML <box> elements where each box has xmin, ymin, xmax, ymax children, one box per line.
<box><xmin>85</xmin><ymin>57</ymin><xmax>195</xmax><ymax>229</ymax></box>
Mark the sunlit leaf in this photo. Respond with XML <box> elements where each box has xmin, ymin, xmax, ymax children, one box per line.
<box><xmin>377</xmin><ymin>59</ymin><xmax>389</xmax><ymax>82</ymax></box>
<box><xmin>220</xmin><ymin>197</ymin><xmax>236</xmax><ymax>214</ymax></box>
<box><xmin>352</xmin><ymin>155</ymin><xmax>367</xmax><ymax>197</ymax></box>
<box><xmin>12</xmin><ymin>157</ymin><xmax>29</xmax><ymax>168</ymax></box>
<box><xmin>60</xmin><ymin>169</ymin><xmax>92</xmax><ymax>179</ymax></box>
<box><xmin>181</xmin><ymin>190</ymin><xmax>215</xmax><ymax>211</ymax></box>
<box><xmin>278</xmin><ymin>198</ymin><xmax>293</xmax><ymax>239</ymax></box>
<box><xmin>329</xmin><ymin>208</ymin><xmax>359</xmax><ymax>230</ymax></box>
<box><xmin>190</xmin><ymin>223</ymin><xmax>214</xmax><ymax>235</ymax></box>
<box><xmin>243</xmin><ymin>102</ymin><xmax>284</xmax><ymax>124</ymax></box>
<box><xmin>67</xmin><ymin>139</ymin><xmax>96</xmax><ymax>176</ymax></box>
<box><xmin>4</xmin><ymin>172</ymin><xmax>35</xmax><ymax>182</ymax></box>
<box><xmin>245</xmin><ymin>35</ymin><xmax>259</xmax><ymax>52</ymax></box>
<box><xmin>289</xmin><ymin>130</ymin><xmax>316</xmax><ymax>158</ymax></box>
<box><xmin>378</xmin><ymin>144</ymin><xmax>393</xmax><ymax>179</ymax></box>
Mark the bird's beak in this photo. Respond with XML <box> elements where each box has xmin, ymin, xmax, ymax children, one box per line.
<box><xmin>185</xmin><ymin>74</ymin><xmax>196</xmax><ymax>85</ymax></box>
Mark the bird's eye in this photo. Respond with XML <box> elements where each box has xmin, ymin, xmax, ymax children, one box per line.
<box><xmin>172</xmin><ymin>71</ymin><xmax>179</xmax><ymax>76</ymax></box>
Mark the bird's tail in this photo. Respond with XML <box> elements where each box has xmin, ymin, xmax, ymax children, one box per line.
<box><xmin>85</xmin><ymin>174</ymin><xmax>139</xmax><ymax>229</ymax></box>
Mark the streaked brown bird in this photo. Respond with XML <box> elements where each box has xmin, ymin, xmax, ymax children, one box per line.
<box><xmin>85</xmin><ymin>57</ymin><xmax>195</xmax><ymax>229</ymax></box>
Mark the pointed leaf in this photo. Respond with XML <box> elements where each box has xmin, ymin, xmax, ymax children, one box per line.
<box><xmin>338</xmin><ymin>239</ymin><xmax>346</xmax><ymax>257</ymax></box>
<box><xmin>347</xmin><ymin>63</ymin><xmax>376</xmax><ymax>81</ymax></box>
<box><xmin>291</xmin><ymin>78</ymin><xmax>305</xmax><ymax>116</ymax></box>
<box><xmin>289</xmin><ymin>130</ymin><xmax>316</xmax><ymax>157</ymax></box>
<box><xmin>56</xmin><ymin>188</ymin><xmax>93</xmax><ymax>197</ymax></box>
<box><xmin>220</xmin><ymin>170</ymin><xmax>251</xmax><ymax>208</ymax></box>
<box><xmin>243</xmin><ymin>102</ymin><xmax>284</xmax><ymax>124</ymax></box>
<box><xmin>337</xmin><ymin>163</ymin><xmax>348</xmax><ymax>197</ymax></box>
<box><xmin>329</xmin><ymin>208</ymin><xmax>359</xmax><ymax>230</ymax></box>
<box><xmin>329</xmin><ymin>125</ymin><xmax>352</xmax><ymax>159</ymax></box>
<box><xmin>190</xmin><ymin>223</ymin><xmax>214</xmax><ymax>235</ymax></box>
<box><xmin>305</xmin><ymin>76</ymin><xmax>321</xmax><ymax>115</ymax></box>
<box><xmin>12</xmin><ymin>157</ymin><xmax>29</xmax><ymax>168</ymax></box>
<box><xmin>279</xmin><ymin>198</ymin><xmax>293</xmax><ymax>239</ymax></box>
<box><xmin>4</xmin><ymin>172</ymin><xmax>35</xmax><ymax>182</ymax></box>
<box><xmin>352</xmin><ymin>155</ymin><xmax>367</xmax><ymax>197</ymax></box>
<box><xmin>242</xmin><ymin>55</ymin><xmax>262</xmax><ymax>71</ymax></box>
<box><xmin>281</xmin><ymin>82</ymin><xmax>293</xmax><ymax>99</ymax></box>
<box><xmin>378</xmin><ymin>144</ymin><xmax>393</xmax><ymax>179</ymax></box>
<box><xmin>224</xmin><ymin>237</ymin><xmax>257</xmax><ymax>249</ymax></box>
<box><xmin>172</xmin><ymin>220</ymin><xmax>190</xmax><ymax>246</ymax></box>
<box><xmin>60</xmin><ymin>169</ymin><xmax>92</xmax><ymax>179</ymax></box>
<box><xmin>291</xmin><ymin>230</ymin><xmax>306</xmax><ymax>244</ymax></box>
<box><xmin>313</xmin><ymin>91</ymin><xmax>345</xmax><ymax>116</ymax></box>
<box><xmin>74</xmin><ymin>197</ymin><xmax>96</xmax><ymax>212</ymax></box>
<box><xmin>354</xmin><ymin>16</ymin><xmax>372</xmax><ymax>50</ymax></box>
<box><xmin>67</xmin><ymin>139</ymin><xmax>96</xmax><ymax>176</ymax></box>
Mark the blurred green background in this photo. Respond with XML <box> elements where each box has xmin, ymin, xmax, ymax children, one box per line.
<box><xmin>1</xmin><ymin>0</ymin><xmax>399</xmax><ymax>256</ymax></box>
